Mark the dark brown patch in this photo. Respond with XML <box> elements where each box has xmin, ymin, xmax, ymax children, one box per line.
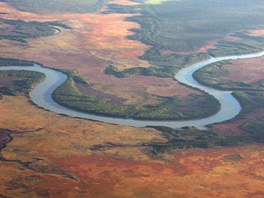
<box><xmin>0</xmin><ymin>128</ymin><xmax>13</xmax><ymax>151</ymax></box>
<box><xmin>0</xmin><ymin>76</ymin><xmax>21</xmax><ymax>87</ymax></box>
<box><xmin>76</xmin><ymin>81</ymin><xmax>126</xmax><ymax>105</ymax></box>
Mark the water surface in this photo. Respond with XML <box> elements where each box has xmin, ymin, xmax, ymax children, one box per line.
<box><xmin>1</xmin><ymin>51</ymin><xmax>264</xmax><ymax>129</ymax></box>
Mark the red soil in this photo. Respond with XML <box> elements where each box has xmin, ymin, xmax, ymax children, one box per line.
<box><xmin>223</xmin><ymin>57</ymin><xmax>264</xmax><ymax>83</ymax></box>
<box><xmin>213</xmin><ymin>108</ymin><xmax>264</xmax><ymax>135</ymax></box>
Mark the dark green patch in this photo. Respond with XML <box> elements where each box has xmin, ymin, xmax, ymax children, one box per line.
<box><xmin>104</xmin><ymin>52</ymin><xmax>209</xmax><ymax>79</ymax></box>
<box><xmin>194</xmin><ymin>60</ymin><xmax>264</xmax><ymax>91</ymax></box>
<box><xmin>4</xmin><ymin>0</ymin><xmax>110</xmax><ymax>13</ymax></box>
<box><xmin>223</xmin><ymin>154</ymin><xmax>243</xmax><ymax>161</ymax></box>
<box><xmin>0</xmin><ymin>18</ymin><xmax>70</xmax><ymax>42</ymax></box>
<box><xmin>0</xmin><ymin>58</ymin><xmax>34</xmax><ymax>67</ymax></box>
<box><xmin>105</xmin><ymin>1</ymin><xmax>264</xmax><ymax>79</ymax></box>
<box><xmin>241</xmin><ymin>117</ymin><xmax>264</xmax><ymax>141</ymax></box>
<box><xmin>232</xmin><ymin>92</ymin><xmax>264</xmax><ymax>116</ymax></box>
<box><xmin>0</xmin><ymin>70</ymin><xmax>45</xmax><ymax>96</ymax></box>
<box><xmin>128</xmin><ymin>0</ymin><xmax>264</xmax><ymax>52</ymax></box>
<box><xmin>148</xmin><ymin>126</ymin><xmax>262</xmax><ymax>154</ymax></box>
<box><xmin>53</xmin><ymin>73</ymin><xmax>219</xmax><ymax>120</ymax></box>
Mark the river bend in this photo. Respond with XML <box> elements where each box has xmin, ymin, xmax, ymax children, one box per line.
<box><xmin>1</xmin><ymin>51</ymin><xmax>264</xmax><ymax>129</ymax></box>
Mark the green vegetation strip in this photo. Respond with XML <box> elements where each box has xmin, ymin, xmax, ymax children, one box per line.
<box><xmin>105</xmin><ymin>1</ymin><xmax>264</xmax><ymax>79</ymax></box>
<box><xmin>0</xmin><ymin>70</ymin><xmax>45</xmax><ymax>97</ymax></box>
<box><xmin>148</xmin><ymin>126</ymin><xmax>263</xmax><ymax>154</ymax></box>
<box><xmin>0</xmin><ymin>58</ymin><xmax>34</xmax><ymax>67</ymax></box>
<box><xmin>223</xmin><ymin>154</ymin><xmax>243</xmax><ymax>161</ymax></box>
<box><xmin>241</xmin><ymin>117</ymin><xmax>264</xmax><ymax>140</ymax></box>
<box><xmin>194</xmin><ymin>60</ymin><xmax>264</xmax><ymax>91</ymax></box>
<box><xmin>145</xmin><ymin>75</ymin><xmax>264</xmax><ymax>154</ymax></box>
<box><xmin>0</xmin><ymin>18</ymin><xmax>70</xmax><ymax>42</ymax></box>
<box><xmin>52</xmin><ymin>73</ymin><xmax>219</xmax><ymax>120</ymax></box>
<box><xmin>233</xmin><ymin>92</ymin><xmax>264</xmax><ymax>115</ymax></box>
<box><xmin>3</xmin><ymin>0</ymin><xmax>110</xmax><ymax>13</ymax></box>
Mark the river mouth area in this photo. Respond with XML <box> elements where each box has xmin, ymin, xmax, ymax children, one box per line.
<box><xmin>0</xmin><ymin>51</ymin><xmax>264</xmax><ymax>129</ymax></box>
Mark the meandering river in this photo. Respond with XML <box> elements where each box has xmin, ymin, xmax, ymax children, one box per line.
<box><xmin>1</xmin><ymin>51</ymin><xmax>264</xmax><ymax>129</ymax></box>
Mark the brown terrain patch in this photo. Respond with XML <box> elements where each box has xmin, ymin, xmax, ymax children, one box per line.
<box><xmin>0</xmin><ymin>96</ymin><xmax>264</xmax><ymax>197</ymax></box>
<box><xmin>221</xmin><ymin>56</ymin><xmax>264</xmax><ymax>83</ymax></box>
<box><xmin>0</xmin><ymin>1</ymin><xmax>201</xmax><ymax>106</ymax></box>
<box><xmin>76</xmin><ymin>82</ymin><xmax>126</xmax><ymax>105</ymax></box>
<box><xmin>0</xmin><ymin>76</ymin><xmax>21</xmax><ymax>87</ymax></box>
<box><xmin>0</xmin><ymin>23</ymin><xmax>15</xmax><ymax>34</ymax></box>
<box><xmin>249</xmin><ymin>29</ymin><xmax>264</xmax><ymax>36</ymax></box>
<box><xmin>168</xmin><ymin>41</ymin><xmax>217</xmax><ymax>55</ymax></box>
<box><xmin>163</xmin><ymin>34</ymin><xmax>242</xmax><ymax>56</ymax></box>
<box><xmin>1</xmin><ymin>1</ymin><xmax>264</xmax><ymax>197</ymax></box>
<box><xmin>213</xmin><ymin>108</ymin><xmax>264</xmax><ymax>135</ymax></box>
<box><xmin>224</xmin><ymin>35</ymin><xmax>241</xmax><ymax>42</ymax></box>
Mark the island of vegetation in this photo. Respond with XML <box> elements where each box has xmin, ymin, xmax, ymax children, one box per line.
<box><xmin>1</xmin><ymin>0</ymin><xmax>264</xmax><ymax>153</ymax></box>
<box><xmin>53</xmin><ymin>72</ymin><xmax>219</xmax><ymax>120</ymax></box>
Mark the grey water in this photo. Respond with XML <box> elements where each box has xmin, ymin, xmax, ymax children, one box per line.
<box><xmin>1</xmin><ymin>51</ymin><xmax>264</xmax><ymax>129</ymax></box>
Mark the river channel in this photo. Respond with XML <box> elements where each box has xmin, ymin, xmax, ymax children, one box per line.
<box><xmin>1</xmin><ymin>51</ymin><xmax>264</xmax><ymax>129</ymax></box>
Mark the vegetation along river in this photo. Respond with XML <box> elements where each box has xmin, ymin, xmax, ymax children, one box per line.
<box><xmin>1</xmin><ymin>51</ymin><xmax>264</xmax><ymax>129</ymax></box>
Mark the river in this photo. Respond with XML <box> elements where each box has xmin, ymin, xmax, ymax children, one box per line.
<box><xmin>1</xmin><ymin>51</ymin><xmax>264</xmax><ymax>129</ymax></box>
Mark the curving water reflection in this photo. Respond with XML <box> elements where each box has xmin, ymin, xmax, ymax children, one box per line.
<box><xmin>1</xmin><ymin>51</ymin><xmax>264</xmax><ymax>129</ymax></box>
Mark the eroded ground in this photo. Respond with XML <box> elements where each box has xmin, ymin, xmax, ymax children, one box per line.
<box><xmin>0</xmin><ymin>0</ymin><xmax>201</xmax><ymax>107</ymax></box>
<box><xmin>220</xmin><ymin>56</ymin><xmax>264</xmax><ymax>84</ymax></box>
<box><xmin>1</xmin><ymin>0</ymin><xmax>264</xmax><ymax>197</ymax></box>
<box><xmin>0</xmin><ymin>95</ymin><xmax>264</xmax><ymax>197</ymax></box>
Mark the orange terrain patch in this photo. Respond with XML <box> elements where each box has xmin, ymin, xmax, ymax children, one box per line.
<box><xmin>249</xmin><ymin>29</ymin><xmax>264</xmax><ymax>36</ymax></box>
<box><xmin>222</xmin><ymin>56</ymin><xmax>264</xmax><ymax>83</ymax></box>
<box><xmin>1</xmin><ymin>95</ymin><xmax>264</xmax><ymax>197</ymax></box>
<box><xmin>0</xmin><ymin>1</ymin><xmax>201</xmax><ymax>104</ymax></box>
<box><xmin>168</xmin><ymin>41</ymin><xmax>217</xmax><ymax>55</ymax></box>
<box><xmin>1</xmin><ymin>1</ymin><xmax>264</xmax><ymax>197</ymax></box>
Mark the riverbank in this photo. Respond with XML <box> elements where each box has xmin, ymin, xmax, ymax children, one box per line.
<box><xmin>1</xmin><ymin>51</ymin><xmax>263</xmax><ymax>129</ymax></box>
